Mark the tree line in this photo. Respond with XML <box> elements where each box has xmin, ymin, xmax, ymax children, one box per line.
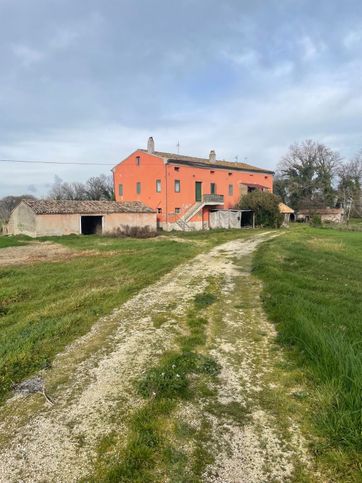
<box><xmin>48</xmin><ymin>174</ymin><xmax>114</xmax><ymax>201</ymax></box>
<box><xmin>0</xmin><ymin>174</ymin><xmax>114</xmax><ymax>224</ymax></box>
<box><xmin>274</xmin><ymin>139</ymin><xmax>362</xmax><ymax>217</ymax></box>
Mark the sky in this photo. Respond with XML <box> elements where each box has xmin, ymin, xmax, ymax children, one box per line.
<box><xmin>1</xmin><ymin>0</ymin><xmax>362</xmax><ymax>197</ymax></box>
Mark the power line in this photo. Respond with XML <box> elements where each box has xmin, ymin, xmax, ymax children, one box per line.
<box><xmin>0</xmin><ymin>159</ymin><xmax>114</xmax><ymax>166</ymax></box>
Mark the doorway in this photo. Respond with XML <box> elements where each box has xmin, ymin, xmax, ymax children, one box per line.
<box><xmin>81</xmin><ymin>216</ymin><xmax>103</xmax><ymax>235</ymax></box>
<box><xmin>195</xmin><ymin>181</ymin><xmax>202</xmax><ymax>202</ymax></box>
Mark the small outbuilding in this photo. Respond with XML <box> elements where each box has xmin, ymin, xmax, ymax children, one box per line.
<box><xmin>5</xmin><ymin>200</ymin><xmax>156</xmax><ymax>237</ymax></box>
<box><xmin>278</xmin><ymin>202</ymin><xmax>295</xmax><ymax>225</ymax></box>
<box><xmin>209</xmin><ymin>209</ymin><xmax>255</xmax><ymax>229</ymax></box>
<box><xmin>297</xmin><ymin>207</ymin><xmax>344</xmax><ymax>224</ymax></box>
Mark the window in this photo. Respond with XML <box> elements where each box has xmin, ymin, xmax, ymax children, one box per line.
<box><xmin>118</xmin><ymin>184</ymin><xmax>123</xmax><ymax>196</ymax></box>
<box><xmin>228</xmin><ymin>184</ymin><xmax>234</xmax><ymax>196</ymax></box>
<box><xmin>136</xmin><ymin>182</ymin><xmax>141</xmax><ymax>194</ymax></box>
<box><xmin>228</xmin><ymin>172</ymin><xmax>232</xmax><ymax>176</ymax></box>
<box><xmin>175</xmin><ymin>207</ymin><xmax>180</xmax><ymax>214</ymax></box>
<box><xmin>174</xmin><ymin>167</ymin><xmax>180</xmax><ymax>171</ymax></box>
<box><xmin>157</xmin><ymin>208</ymin><xmax>162</xmax><ymax>213</ymax></box>
<box><xmin>156</xmin><ymin>179</ymin><xmax>161</xmax><ymax>192</ymax></box>
<box><xmin>175</xmin><ymin>180</ymin><xmax>181</xmax><ymax>192</ymax></box>
<box><xmin>136</xmin><ymin>156</ymin><xmax>141</xmax><ymax>166</ymax></box>
<box><xmin>210</xmin><ymin>183</ymin><xmax>216</xmax><ymax>194</ymax></box>
<box><xmin>210</xmin><ymin>170</ymin><xmax>215</xmax><ymax>174</ymax></box>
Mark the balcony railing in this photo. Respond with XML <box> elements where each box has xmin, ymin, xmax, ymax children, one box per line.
<box><xmin>203</xmin><ymin>194</ymin><xmax>224</xmax><ymax>204</ymax></box>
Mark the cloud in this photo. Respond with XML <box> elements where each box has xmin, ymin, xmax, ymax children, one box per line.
<box><xmin>1</xmin><ymin>0</ymin><xmax>362</xmax><ymax>196</ymax></box>
<box><xmin>27</xmin><ymin>184</ymin><xmax>37</xmax><ymax>193</ymax></box>
<box><xmin>12</xmin><ymin>45</ymin><xmax>45</xmax><ymax>67</ymax></box>
<box><xmin>343</xmin><ymin>29</ymin><xmax>362</xmax><ymax>49</ymax></box>
<box><xmin>299</xmin><ymin>36</ymin><xmax>325</xmax><ymax>61</ymax></box>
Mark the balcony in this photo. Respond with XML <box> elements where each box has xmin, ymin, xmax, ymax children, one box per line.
<box><xmin>203</xmin><ymin>194</ymin><xmax>224</xmax><ymax>205</ymax></box>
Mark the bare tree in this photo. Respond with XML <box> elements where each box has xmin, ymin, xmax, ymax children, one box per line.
<box><xmin>48</xmin><ymin>179</ymin><xmax>88</xmax><ymax>200</ymax></box>
<box><xmin>48</xmin><ymin>174</ymin><xmax>114</xmax><ymax>201</ymax></box>
<box><xmin>278</xmin><ymin>139</ymin><xmax>342</xmax><ymax>209</ymax></box>
<box><xmin>0</xmin><ymin>195</ymin><xmax>37</xmax><ymax>224</ymax></box>
<box><xmin>85</xmin><ymin>174</ymin><xmax>114</xmax><ymax>200</ymax></box>
<box><xmin>337</xmin><ymin>152</ymin><xmax>362</xmax><ymax>220</ymax></box>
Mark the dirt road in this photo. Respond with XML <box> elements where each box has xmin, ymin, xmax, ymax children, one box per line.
<box><xmin>0</xmin><ymin>233</ymin><xmax>311</xmax><ymax>482</ymax></box>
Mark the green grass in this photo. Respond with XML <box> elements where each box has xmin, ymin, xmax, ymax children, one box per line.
<box><xmin>0</xmin><ymin>230</ymin><xmax>258</xmax><ymax>404</ymax></box>
<box><xmin>0</xmin><ymin>235</ymin><xmax>31</xmax><ymax>249</ymax></box>
<box><xmin>254</xmin><ymin>225</ymin><xmax>362</xmax><ymax>472</ymax></box>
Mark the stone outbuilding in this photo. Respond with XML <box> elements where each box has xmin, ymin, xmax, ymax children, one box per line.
<box><xmin>297</xmin><ymin>207</ymin><xmax>344</xmax><ymax>224</ymax></box>
<box><xmin>5</xmin><ymin>199</ymin><xmax>156</xmax><ymax>237</ymax></box>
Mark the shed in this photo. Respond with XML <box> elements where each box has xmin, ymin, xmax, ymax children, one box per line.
<box><xmin>278</xmin><ymin>202</ymin><xmax>295</xmax><ymax>224</ymax></box>
<box><xmin>297</xmin><ymin>207</ymin><xmax>344</xmax><ymax>224</ymax></box>
<box><xmin>209</xmin><ymin>209</ymin><xmax>255</xmax><ymax>229</ymax></box>
<box><xmin>5</xmin><ymin>200</ymin><xmax>156</xmax><ymax>237</ymax></box>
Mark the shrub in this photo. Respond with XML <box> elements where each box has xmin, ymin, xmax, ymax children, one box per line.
<box><xmin>310</xmin><ymin>214</ymin><xmax>322</xmax><ymax>226</ymax></box>
<box><xmin>105</xmin><ymin>225</ymin><xmax>158</xmax><ymax>238</ymax></box>
<box><xmin>238</xmin><ymin>191</ymin><xmax>283</xmax><ymax>228</ymax></box>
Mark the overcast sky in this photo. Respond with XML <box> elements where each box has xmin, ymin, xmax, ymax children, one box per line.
<box><xmin>1</xmin><ymin>0</ymin><xmax>362</xmax><ymax>197</ymax></box>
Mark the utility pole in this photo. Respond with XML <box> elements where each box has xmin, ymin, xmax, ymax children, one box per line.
<box><xmin>176</xmin><ymin>141</ymin><xmax>180</xmax><ymax>154</ymax></box>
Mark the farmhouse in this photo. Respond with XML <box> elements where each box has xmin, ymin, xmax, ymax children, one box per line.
<box><xmin>6</xmin><ymin>200</ymin><xmax>156</xmax><ymax>237</ymax></box>
<box><xmin>113</xmin><ymin>137</ymin><xmax>274</xmax><ymax>230</ymax></box>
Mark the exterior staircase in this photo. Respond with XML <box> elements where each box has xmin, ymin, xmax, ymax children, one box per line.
<box><xmin>175</xmin><ymin>194</ymin><xmax>224</xmax><ymax>231</ymax></box>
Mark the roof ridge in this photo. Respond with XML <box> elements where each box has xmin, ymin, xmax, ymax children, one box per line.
<box><xmin>139</xmin><ymin>149</ymin><xmax>273</xmax><ymax>174</ymax></box>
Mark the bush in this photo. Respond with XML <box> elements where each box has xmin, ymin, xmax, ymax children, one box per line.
<box><xmin>238</xmin><ymin>191</ymin><xmax>283</xmax><ymax>228</ymax></box>
<box><xmin>310</xmin><ymin>214</ymin><xmax>322</xmax><ymax>226</ymax></box>
<box><xmin>105</xmin><ymin>225</ymin><xmax>158</xmax><ymax>238</ymax></box>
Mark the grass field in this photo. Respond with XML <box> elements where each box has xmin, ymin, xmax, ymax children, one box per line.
<box><xmin>0</xmin><ymin>230</ymin><xmax>258</xmax><ymax>404</ymax></box>
<box><xmin>0</xmin><ymin>235</ymin><xmax>31</xmax><ymax>249</ymax></box>
<box><xmin>254</xmin><ymin>225</ymin><xmax>362</xmax><ymax>475</ymax></box>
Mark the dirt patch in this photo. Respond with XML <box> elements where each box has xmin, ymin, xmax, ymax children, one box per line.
<box><xmin>0</xmin><ymin>242</ymin><xmax>91</xmax><ymax>266</ymax></box>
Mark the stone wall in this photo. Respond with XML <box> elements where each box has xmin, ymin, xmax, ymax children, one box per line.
<box><xmin>7</xmin><ymin>203</ymin><xmax>36</xmax><ymax>236</ymax></box>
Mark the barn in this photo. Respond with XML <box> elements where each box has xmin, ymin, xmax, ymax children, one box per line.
<box><xmin>5</xmin><ymin>200</ymin><xmax>156</xmax><ymax>237</ymax></box>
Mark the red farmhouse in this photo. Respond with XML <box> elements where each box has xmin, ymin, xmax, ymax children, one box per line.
<box><xmin>113</xmin><ymin>138</ymin><xmax>274</xmax><ymax>230</ymax></box>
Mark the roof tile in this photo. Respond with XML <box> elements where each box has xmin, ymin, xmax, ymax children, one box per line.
<box><xmin>23</xmin><ymin>200</ymin><xmax>155</xmax><ymax>215</ymax></box>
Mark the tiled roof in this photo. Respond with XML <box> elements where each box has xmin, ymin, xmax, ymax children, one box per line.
<box><xmin>140</xmin><ymin>150</ymin><xmax>274</xmax><ymax>174</ymax></box>
<box><xmin>23</xmin><ymin>200</ymin><xmax>155</xmax><ymax>214</ymax></box>
<box><xmin>242</xmin><ymin>183</ymin><xmax>269</xmax><ymax>190</ymax></box>
<box><xmin>279</xmin><ymin>202</ymin><xmax>294</xmax><ymax>214</ymax></box>
<box><xmin>298</xmin><ymin>208</ymin><xmax>344</xmax><ymax>215</ymax></box>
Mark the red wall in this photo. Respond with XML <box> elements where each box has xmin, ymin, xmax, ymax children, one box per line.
<box><xmin>113</xmin><ymin>150</ymin><xmax>273</xmax><ymax>224</ymax></box>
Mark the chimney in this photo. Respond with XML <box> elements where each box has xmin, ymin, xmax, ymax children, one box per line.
<box><xmin>209</xmin><ymin>150</ymin><xmax>216</xmax><ymax>162</ymax></box>
<box><xmin>147</xmin><ymin>136</ymin><xmax>155</xmax><ymax>154</ymax></box>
